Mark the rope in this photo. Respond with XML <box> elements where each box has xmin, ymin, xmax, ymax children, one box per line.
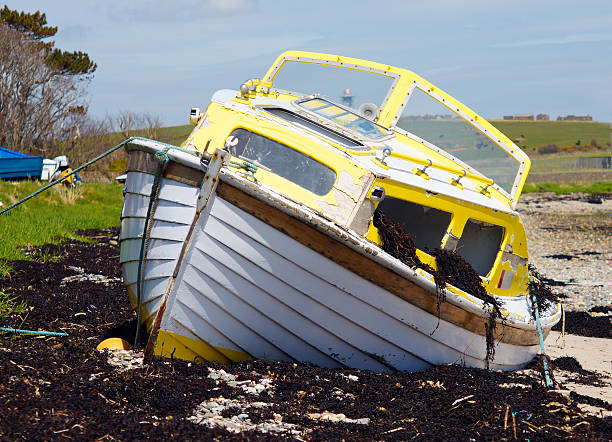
<box><xmin>0</xmin><ymin>136</ymin><xmax>196</xmax><ymax>346</ymax></box>
<box><xmin>530</xmin><ymin>273</ymin><xmax>553</xmax><ymax>387</ymax></box>
<box><xmin>228</xmin><ymin>159</ymin><xmax>258</xmax><ymax>174</ymax></box>
<box><xmin>0</xmin><ymin>138</ymin><xmax>134</xmax><ymax>216</ymax></box>
<box><xmin>0</xmin><ymin>137</ymin><xmax>196</xmax><ymax>218</ymax></box>
<box><xmin>561</xmin><ymin>304</ymin><xmax>566</xmax><ymax>342</ymax></box>
<box><xmin>0</xmin><ymin>327</ymin><xmax>68</xmax><ymax>337</ymax></box>
<box><xmin>134</xmin><ymin>147</ymin><xmax>170</xmax><ymax>347</ymax></box>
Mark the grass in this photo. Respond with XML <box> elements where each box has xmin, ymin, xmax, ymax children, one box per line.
<box><xmin>0</xmin><ymin>290</ymin><xmax>28</xmax><ymax>330</ymax></box>
<box><xmin>134</xmin><ymin>124</ymin><xmax>193</xmax><ymax>146</ymax></box>
<box><xmin>0</xmin><ymin>181</ymin><xmax>123</xmax><ymax>262</ymax></box>
<box><xmin>489</xmin><ymin>120</ymin><xmax>611</xmax><ymax>152</ymax></box>
<box><xmin>522</xmin><ymin>181</ymin><xmax>612</xmax><ymax>194</ymax></box>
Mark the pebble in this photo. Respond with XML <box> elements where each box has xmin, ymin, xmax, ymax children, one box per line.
<box><xmin>99</xmin><ymin>349</ymin><xmax>145</xmax><ymax>371</ymax></box>
<box><xmin>188</xmin><ymin>396</ymin><xmax>303</xmax><ymax>435</ymax></box>
<box><xmin>207</xmin><ymin>367</ymin><xmax>275</xmax><ymax>396</ymax></box>
<box><xmin>518</xmin><ymin>193</ymin><xmax>612</xmax><ymax>312</ymax></box>
<box><xmin>340</xmin><ymin>373</ymin><xmax>359</xmax><ymax>382</ymax></box>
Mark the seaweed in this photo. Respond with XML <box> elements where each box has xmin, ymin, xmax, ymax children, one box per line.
<box><xmin>372</xmin><ymin>211</ymin><xmax>445</xmax><ymax>304</ymax></box>
<box><xmin>528</xmin><ymin>264</ymin><xmax>564</xmax><ymax>320</ymax></box>
<box><xmin>373</xmin><ymin>210</ymin><xmax>503</xmax><ymax>369</ymax></box>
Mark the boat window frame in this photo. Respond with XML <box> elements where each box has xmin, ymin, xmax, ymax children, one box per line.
<box><xmin>262</xmin><ymin>55</ymin><xmax>401</xmax><ymax>125</ymax></box>
<box><xmin>292</xmin><ymin>96</ymin><xmax>395</xmax><ymax>143</ymax></box>
<box><xmin>454</xmin><ymin>218</ymin><xmax>505</xmax><ymax>277</ymax></box>
<box><xmin>225</xmin><ymin>126</ymin><xmax>338</xmax><ymax>197</ymax></box>
<box><xmin>399</xmin><ymin>82</ymin><xmax>527</xmax><ymax>199</ymax></box>
<box><xmin>256</xmin><ymin>105</ymin><xmax>372</xmax><ymax>152</ymax></box>
<box><xmin>260</xmin><ymin>52</ymin><xmax>531</xmax><ymax>201</ymax></box>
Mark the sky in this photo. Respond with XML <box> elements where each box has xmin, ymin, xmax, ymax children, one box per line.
<box><xmin>6</xmin><ymin>0</ymin><xmax>612</xmax><ymax>126</ymax></box>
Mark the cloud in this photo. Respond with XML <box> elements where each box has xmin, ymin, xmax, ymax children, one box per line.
<box><xmin>492</xmin><ymin>32</ymin><xmax>612</xmax><ymax>48</ymax></box>
<box><xmin>199</xmin><ymin>0</ymin><xmax>254</xmax><ymax>15</ymax></box>
<box><xmin>111</xmin><ymin>0</ymin><xmax>256</xmax><ymax>23</ymax></box>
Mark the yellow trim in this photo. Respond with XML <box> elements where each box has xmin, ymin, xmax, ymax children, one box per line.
<box><xmin>365</xmin><ymin>178</ymin><xmax>529</xmax><ymax>297</ymax></box>
<box><xmin>153</xmin><ymin>329</ymin><xmax>253</xmax><ymax>363</ymax></box>
<box><xmin>127</xmin><ymin>285</ymin><xmax>155</xmax><ymax>332</ymax></box>
<box><xmin>194</xmin><ymin>106</ymin><xmax>369</xmax><ymax>216</ymax></box>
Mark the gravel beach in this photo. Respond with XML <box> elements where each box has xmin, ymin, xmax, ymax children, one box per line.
<box><xmin>518</xmin><ymin>193</ymin><xmax>612</xmax><ymax>312</ymax></box>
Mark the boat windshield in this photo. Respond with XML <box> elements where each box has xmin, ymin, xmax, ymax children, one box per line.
<box><xmin>270</xmin><ymin>60</ymin><xmax>396</xmax><ymax>117</ymax></box>
<box><xmin>398</xmin><ymin>86</ymin><xmax>521</xmax><ymax>194</ymax></box>
<box><xmin>295</xmin><ymin>97</ymin><xmax>392</xmax><ymax>141</ymax></box>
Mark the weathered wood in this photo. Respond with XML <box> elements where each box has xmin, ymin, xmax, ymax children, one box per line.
<box><xmin>165</xmin><ymin>161</ymin><xmax>203</xmax><ymax>187</ymax></box>
<box><xmin>125</xmin><ymin>149</ymin><xmax>203</xmax><ymax>186</ymax></box>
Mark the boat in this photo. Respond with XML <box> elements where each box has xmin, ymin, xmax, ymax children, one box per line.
<box><xmin>0</xmin><ymin>146</ymin><xmax>43</xmax><ymax>180</ymax></box>
<box><xmin>119</xmin><ymin>51</ymin><xmax>561</xmax><ymax>372</ymax></box>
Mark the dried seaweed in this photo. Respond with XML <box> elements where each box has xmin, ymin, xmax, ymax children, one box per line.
<box><xmin>528</xmin><ymin>264</ymin><xmax>563</xmax><ymax>320</ymax></box>
<box><xmin>373</xmin><ymin>210</ymin><xmax>503</xmax><ymax>368</ymax></box>
<box><xmin>372</xmin><ymin>211</ymin><xmax>445</xmax><ymax>302</ymax></box>
<box><xmin>430</xmin><ymin>249</ymin><xmax>503</xmax><ymax>369</ymax></box>
<box><xmin>428</xmin><ymin>249</ymin><xmax>502</xmax><ymax>317</ymax></box>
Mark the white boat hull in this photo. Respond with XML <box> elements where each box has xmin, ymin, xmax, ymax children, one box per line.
<box><xmin>120</xmin><ymin>140</ymin><xmax>558</xmax><ymax>372</ymax></box>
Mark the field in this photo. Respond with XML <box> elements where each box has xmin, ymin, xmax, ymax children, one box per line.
<box><xmin>489</xmin><ymin>120</ymin><xmax>611</xmax><ymax>152</ymax></box>
<box><xmin>0</xmin><ymin>181</ymin><xmax>123</xmax><ymax>263</ymax></box>
<box><xmin>149</xmin><ymin>124</ymin><xmax>192</xmax><ymax>145</ymax></box>
<box><xmin>522</xmin><ymin>181</ymin><xmax>612</xmax><ymax>194</ymax></box>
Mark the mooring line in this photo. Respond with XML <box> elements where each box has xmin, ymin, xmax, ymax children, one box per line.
<box><xmin>0</xmin><ymin>327</ymin><xmax>68</xmax><ymax>337</ymax></box>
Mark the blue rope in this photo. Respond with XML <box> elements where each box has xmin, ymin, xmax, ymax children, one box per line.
<box><xmin>531</xmin><ymin>274</ymin><xmax>553</xmax><ymax>388</ymax></box>
<box><xmin>0</xmin><ymin>327</ymin><xmax>68</xmax><ymax>337</ymax></box>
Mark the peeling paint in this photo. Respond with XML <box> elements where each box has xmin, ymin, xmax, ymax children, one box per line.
<box><xmin>313</xmin><ymin>188</ymin><xmax>357</xmax><ymax>227</ymax></box>
<box><xmin>336</xmin><ymin>170</ymin><xmax>364</xmax><ymax>202</ymax></box>
<box><xmin>501</xmin><ymin>251</ymin><xmax>527</xmax><ymax>271</ymax></box>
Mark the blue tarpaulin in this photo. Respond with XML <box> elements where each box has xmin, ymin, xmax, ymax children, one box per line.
<box><xmin>0</xmin><ymin>146</ymin><xmax>43</xmax><ymax>179</ymax></box>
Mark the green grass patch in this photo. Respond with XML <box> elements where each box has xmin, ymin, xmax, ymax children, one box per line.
<box><xmin>0</xmin><ymin>181</ymin><xmax>123</xmax><ymax>262</ymax></box>
<box><xmin>0</xmin><ymin>290</ymin><xmax>28</xmax><ymax>330</ymax></box>
<box><xmin>489</xmin><ymin>120</ymin><xmax>611</xmax><ymax>152</ymax></box>
<box><xmin>522</xmin><ymin>181</ymin><xmax>612</xmax><ymax>194</ymax></box>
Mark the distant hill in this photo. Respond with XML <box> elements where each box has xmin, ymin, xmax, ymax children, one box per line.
<box><xmin>488</xmin><ymin>120</ymin><xmax>610</xmax><ymax>153</ymax></box>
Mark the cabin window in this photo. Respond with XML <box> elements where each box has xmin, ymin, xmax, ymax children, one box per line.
<box><xmin>376</xmin><ymin>197</ymin><xmax>451</xmax><ymax>250</ymax></box>
<box><xmin>456</xmin><ymin>219</ymin><xmax>504</xmax><ymax>276</ymax></box>
<box><xmin>227</xmin><ymin>128</ymin><xmax>336</xmax><ymax>196</ymax></box>
<box><xmin>262</xmin><ymin>107</ymin><xmax>370</xmax><ymax>151</ymax></box>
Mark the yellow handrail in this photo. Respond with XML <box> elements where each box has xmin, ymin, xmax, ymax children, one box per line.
<box><xmin>388</xmin><ymin>151</ymin><xmax>494</xmax><ymax>186</ymax></box>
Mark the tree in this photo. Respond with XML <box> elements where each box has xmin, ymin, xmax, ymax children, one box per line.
<box><xmin>116</xmin><ymin>111</ymin><xmax>163</xmax><ymax>140</ymax></box>
<box><xmin>0</xmin><ymin>6</ymin><xmax>96</xmax><ymax>154</ymax></box>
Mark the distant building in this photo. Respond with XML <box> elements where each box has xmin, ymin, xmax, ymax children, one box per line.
<box><xmin>558</xmin><ymin>114</ymin><xmax>593</xmax><ymax>121</ymax></box>
<box><xmin>514</xmin><ymin>114</ymin><xmax>534</xmax><ymax>120</ymax></box>
<box><xmin>536</xmin><ymin>113</ymin><xmax>550</xmax><ymax>121</ymax></box>
<box><xmin>340</xmin><ymin>88</ymin><xmax>353</xmax><ymax>108</ymax></box>
<box><xmin>503</xmin><ymin>115</ymin><xmax>514</xmax><ymax>120</ymax></box>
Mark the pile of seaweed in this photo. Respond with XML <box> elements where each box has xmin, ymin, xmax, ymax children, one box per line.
<box><xmin>373</xmin><ymin>210</ymin><xmax>502</xmax><ymax>367</ymax></box>
<box><xmin>552</xmin><ymin>310</ymin><xmax>612</xmax><ymax>339</ymax></box>
<box><xmin>1</xmin><ymin>228</ymin><xmax>610</xmax><ymax>440</ymax></box>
